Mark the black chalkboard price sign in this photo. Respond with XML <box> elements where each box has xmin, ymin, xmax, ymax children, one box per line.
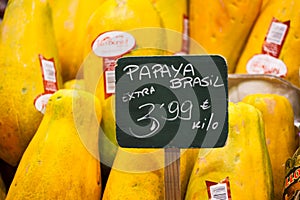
<box><xmin>115</xmin><ymin>55</ymin><xmax>228</xmax><ymax>149</ymax></box>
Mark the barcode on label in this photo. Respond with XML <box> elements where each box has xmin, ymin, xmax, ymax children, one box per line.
<box><xmin>105</xmin><ymin>70</ymin><xmax>115</xmax><ymax>94</ymax></box>
<box><xmin>210</xmin><ymin>183</ymin><xmax>229</xmax><ymax>200</ymax></box>
<box><xmin>41</xmin><ymin>59</ymin><xmax>56</xmax><ymax>82</ymax></box>
<box><xmin>266</xmin><ymin>22</ymin><xmax>288</xmax><ymax>45</ymax></box>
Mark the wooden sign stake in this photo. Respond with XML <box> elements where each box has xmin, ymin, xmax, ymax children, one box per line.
<box><xmin>164</xmin><ymin>148</ymin><xmax>181</xmax><ymax>200</ymax></box>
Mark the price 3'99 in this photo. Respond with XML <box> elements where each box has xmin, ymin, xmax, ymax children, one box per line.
<box><xmin>129</xmin><ymin>100</ymin><xmax>192</xmax><ymax>138</ymax></box>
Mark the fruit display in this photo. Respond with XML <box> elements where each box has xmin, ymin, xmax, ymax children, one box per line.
<box><xmin>0</xmin><ymin>0</ymin><xmax>300</xmax><ymax>199</ymax></box>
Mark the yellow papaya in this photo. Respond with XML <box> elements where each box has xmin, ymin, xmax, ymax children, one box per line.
<box><xmin>102</xmin><ymin>148</ymin><xmax>199</xmax><ymax>200</ymax></box>
<box><xmin>49</xmin><ymin>0</ymin><xmax>104</xmax><ymax>82</ymax></box>
<box><xmin>82</xmin><ymin>0</ymin><xmax>167</xmax><ymax>177</ymax></box>
<box><xmin>235</xmin><ymin>0</ymin><xmax>300</xmax><ymax>87</ymax></box>
<box><xmin>63</xmin><ymin>79</ymin><xmax>85</xmax><ymax>90</ymax></box>
<box><xmin>151</xmin><ymin>0</ymin><xmax>188</xmax><ymax>53</ymax></box>
<box><xmin>180</xmin><ymin>149</ymin><xmax>200</xmax><ymax>199</ymax></box>
<box><xmin>185</xmin><ymin>102</ymin><xmax>274</xmax><ymax>199</ymax></box>
<box><xmin>83</xmin><ymin>0</ymin><xmax>166</xmax><ymax>99</ymax></box>
<box><xmin>242</xmin><ymin>94</ymin><xmax>298</xmax><ymax>200</ymax></box>
<box><xmin>83</xmin><ymin>0</ymin><xmax>166</xmax><ymax>59</ymax></box>
<box><xmin>0</xmin><ymin>0</ymin><xmax>63</xmax><ymax>166</ymax></box>
<box><xmin>261</xmin><ymin>0</ymin><xmax>272</xmax><ymax>10</ymax></box>
<box><xmin>151</xmin><ymin>0</ymin><xmax>186</xmax><ymax>32</ymax></box>
<box><xmin>0</xmin><ymin>173</ymin><xmax>5</xmax><ymax>200</ymax></box>
<box><xmin>6</xmin><ymin>89</ymin><xmax>102</xmax><ymax>200</ymax></box>
<box><xmin>189</xmin><ymin>0</ymin><xmax>262</xmax><ymax>73</ymax></box>
<box><xmin>102</xmin><ymin>148</ymin><xmax>164</xmax><ymax>200</ymax></box>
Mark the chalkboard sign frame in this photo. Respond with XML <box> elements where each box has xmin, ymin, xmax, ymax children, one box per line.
<box><xmin>115</xmin><ymin>55</ymin><xmax>228</xmax><ymax>149</ymax></box>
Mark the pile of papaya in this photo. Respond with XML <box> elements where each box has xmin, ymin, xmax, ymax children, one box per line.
<box><xmin>0</xmin><ymin>0</ymin><xmax>299</xmax><ymax>199</ymax></box>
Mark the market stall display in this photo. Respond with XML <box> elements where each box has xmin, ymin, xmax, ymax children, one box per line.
<box><xmin>0</xmin><ymin>0</ymin><xmax>300</xmax><ymax>199</ymax></box>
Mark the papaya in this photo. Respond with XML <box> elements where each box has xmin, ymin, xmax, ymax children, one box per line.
<box><xmin>0</xmin><ymin>0</ymin><xmax>63</xmax><ymax>166</ymax></box>
<box><xmin>235</xmin><ymin>0</ymin><xmax>300</xmax><ymax>87</ymax></box>
<box><xmin>49</xmin><ymin>0</ymin><xmax>104</xmax><ymax>82</ymax></box>
<box><xmin>82</xmin><ymin>0</ymin><xmax>167</xmax><ymax>179</ymax></box>
<box><xmin>83</xmin><ymin>0</ymin><xmax>166</xmax><ymax>59</ymax></box>
<box><xmin>150</xmin><ymin>0</ymin><xmax>188</xmax><ymax>53</ymax></box>
<box><xmin>6</xmin><ymin>89</ymin><xmax>102</xmax><ymax>200</ymax></box>
<box><xmin>185</xmin><ymin>102</ymin><xmax>274</xmax><ymax>200</ymax></box>
<box><xmin>189</xmin><ymin>0</ymin><xmax>262</xmax><ymax>73</ymax></box>
<box><xmin>150</xmin><ymin>0</ymin><xmax>186</xmax><ymax>32</ymax></box>
<box><xmin>261</xmin><ymin>0</ymin><xmax>272</xmax><ymax>10</ymax></box>
<box><xmin>102</xmin><ymin>148</ymin><xmax>199</xmax><ymax>200</ymax></box>
<box><xmin>181</xmin><ymin>149</ymin><xmax>200</xmax><ymax>199</ymax></box>
<box><xmin>102</xmin><ymin>148</ymin><xmax>165</xmax><ymax>200</ymax></box>
<box><xmin>242</xmin><ymin>94</ymin><xmax>298</xmax><ymax>200</ymax></box>
<box><xmin>0</xmin><ymin>173</ymin><xmax>5</xmax><ymax>200</ymax></box>
<box><xmin>63</xmin><ymin>79</ymin><xmax>85</xmax><ymax>90</ymax></box>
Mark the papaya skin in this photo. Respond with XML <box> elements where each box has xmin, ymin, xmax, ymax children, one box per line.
<box><xmin>49</xmin><ymin>0</ymin><xmax>104</xmax><ymax>82</ymax></box>
<box><xmin>0</xmin><ymin>0</ymin><xmax>63</xmax><ymax>166</ymax></box>
<box><xmin>102</xmin><ymin>148</ymin><xmax>199</xmax><ymax>200</ymax></box>
<box><xmin>103</xmin><ymin>149</ymin><xmax>165</xmax><ymax>200</ymax></box>
<box><xmin>189</xmin><ymin>0</ymin><xmax>262</xmax><ymax>73</ymax></box>
<box><xmin>83</xmin><ymin>0</ymin><xmax>165</xmax><ymax>59</ymax></box>
<box><xmin>242</xmin><ymin>94</ymin><xmax>298</xmax><ymax>200</ymax></box>
<box><xmin>235</xmin><ymin>0</ymin><xmax>300</xmax><ymax>87</ymax></box>
<box><xmin>185</xmin><ymin>102</ymin><xmax>274</xmax><ymax>200</ymax></box>
<box><xmin>151</xmin><ymin>0</ymin><xmax>186</xmax><ymax>32</ymax></box>
<box><xmin>63</xmin><ymin>79</ymin><xmax>85</xmax><ymax>90</ymax></box>
<box><xmin>261</xmin><ymin>0</ymin><xmax>272</xmax><ymax>10</ymax></box>
<box><xmin>150</xmin><ymin>0</ymin><xmax>187</xmax><ymax>53</ymax></box>
<box><xmin>5</xmin><ymin>89</ymin><xmax>102</xmax><ymax>200</ymax></box>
